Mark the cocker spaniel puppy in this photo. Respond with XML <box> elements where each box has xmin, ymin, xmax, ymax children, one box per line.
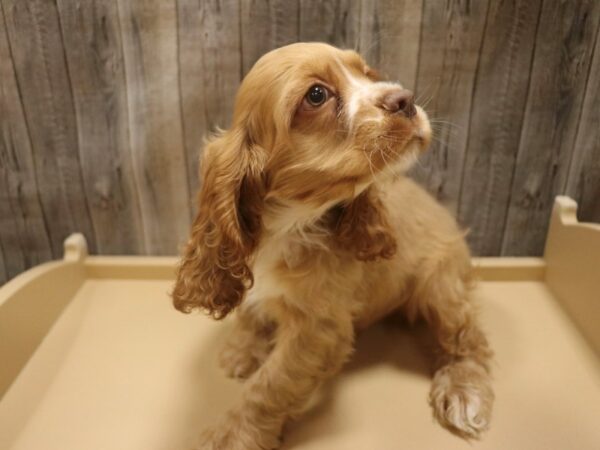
<box><xmin>173</xmin><ymin>42</ymin><xmax>493</xmax><ymax>450</ymax></box>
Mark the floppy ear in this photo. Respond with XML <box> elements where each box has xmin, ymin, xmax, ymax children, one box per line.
<box><xmin>172</xmin><ymin>129</ymin><xmax>266</xmax><ymax>319</ymax></box>
<box><xmin>332</xmin><ymin>187</ymin><xmax>397</xmax><ymax>261</ymax></box>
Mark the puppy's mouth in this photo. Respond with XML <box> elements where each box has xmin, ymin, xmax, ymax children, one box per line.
<box><xmin>363</xmin><ymin>107</ymin><xmax>431</xmax><ymax>180</ymax></box>
<box><xmin>409</xmin><ymin>105</ymin><xmax>432</xmax><ymax>151</ymax></box>
<box><xmin>383</xmin><ymin>106</ymin><xmax>431</xmax><ymax>146</ymax></box>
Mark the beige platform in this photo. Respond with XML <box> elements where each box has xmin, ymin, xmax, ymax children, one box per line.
<box><xmin>1</xmin><ymin>197</ymin><xmax>599</xmax><ymax>450</ymax></box>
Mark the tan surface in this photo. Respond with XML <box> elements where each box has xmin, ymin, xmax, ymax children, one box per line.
<box><xmin>0</xmin><ymin>278</ymin><xmax>599</xmax><ymax>450</ymax></box>
<box><xmin>1</xmin><ymin>197</ymin><xmax>600</xmax><ymax>449</ymax></box>
<box><xmin>0</xmin><ymin>234</ymin><xmax>87</xmax><ymax>397</ymax></box>
<box><xmin>545</xmin><ymin>196</ymin><xmax>600</xmax><ymax>356</ymax></box>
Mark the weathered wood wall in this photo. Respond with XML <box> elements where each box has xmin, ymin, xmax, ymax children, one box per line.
<box><xmin>1</xmin><ymin>0</ymin><xmax>599</xmax><ymax>285</ymax></box>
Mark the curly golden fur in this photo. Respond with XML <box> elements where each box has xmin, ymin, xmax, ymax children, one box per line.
<box><xmin>172</xmin><ymin>43</ymin><xmax>494</xmax><ymax>449</ymax></box>
<box><xmin>330</xmin><ymin>186</ymin><xmax>397</xmax><ymax>261</ymax></box>
<box><xmin>173</xmin><ymin>130</ymin><xmax>266</xmax><ymax>319</ymax></box>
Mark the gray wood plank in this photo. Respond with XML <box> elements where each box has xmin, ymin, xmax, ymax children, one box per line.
<box><xmin>502</xmin><ymin>0</ymin><xmax>600</xmax><ymax>256</ymax></box>
<box><xmin>2</xmin><ymin>0</ymin><xmax>97</xmax><ymax>257</ymax></box>
<box><xmin>457</xmin><ymin>0</ymin><xmax>542</xmax><ymax>256</ymax></box>
<box><xmin>177</xmin><ymin>0</ymin><xmax>241</xmax><ymax>197</ymax></box>
<box><xmin>354</xmin><ymin>0</ymin><xmax>422</xmax><ymax>90</ymax></box>
<box><xmin>0</xmin><ymin>4</ymin><xmax>53</xmax><ymax>282</ymax></box>
<box><xmin>241</xmin><ymin>0</ymin><xmax>299</xmax><ymax>75</ymax></box>
<box><xmin>0</xmin><ymin>240</ymin><xmax>6</xmax><ymax>285</ymax></box>
<box><xmin>116</xmin><ymin>0</ymin><xmax>191</xmax><ymax>254</ymax></box>
<box><xmin>56</xmin><ymin>0</ymin><xmax>146</xmax><ymax>255</ymax></box>
<box><xmin>299</xmin><ymin>0</ymin><xmax>358</xmax><ymax>48</ymax></box>
<box><xmin>298</xmin><ymin>0</ymin><xmax>421</xmax><ymax>90</ymax></box>
<box><xmin>411</xmin><ymin>0</ymin><xmax>491</xmax><ymax>215</ymax></box>
<box><xmin>0</xmin><ymin>174</ymin><xmax>18</xmax><ymax>283</ymax></box>
<box><xmin>566</xmin><ymin>21</ymin><xmax>600</xmax><ymax>224</ymax></box>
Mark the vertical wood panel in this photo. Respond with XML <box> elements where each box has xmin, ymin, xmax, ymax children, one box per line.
<box><xmin>241</xmin><ymin>0</ymin><xmax>299</xmax><ymax>75</ymax></box>
<box><xmin>298</xmin><ymin>0</ymin><xmax>421</xmax><ymax>88</ymax></box>
<box><xmin>566</xmin><ymin>23</ymin><xmax>600</xmax><ymax>224</ymax></box>
<box><xmin>411</xmin><ymin>0</ymin><xmax>490</xmax><ymax>215</ymax></box>
<box><xmin>299</xmin><ymin>0</ymin><xmax>358</xmax><ymax>47</ymax></box>
<box><xmin>0</xmin><ymin>242</ymin><xmax>6</xmax><ymax>284</ymax></box>
<box><xmin>0</xmin><ymin>192</ymin><xmax>11</xmax><ymax>285</ymax></box>
<box><xmin>354</xmin><ymin>0</ymin><xmax>422</xmax><ymax>89</ymax></box>
<box><xmin>2</xmin><ymin>0</ymin><xmax>97</xmax><ymax>257</ymax></box>
<box><xmin>0</xmin><ymin>4</ymin><xmax>53</xmax><ymax>285</ymax></box>
<box><xmin>116</xmin><ymin>0</ymin><xmax>191</xmax><ymax>254</ymax></box>
<box><xmin>177</xmin><ymin>0</ymin><xmax>241</xmax><ymax>196</ymax></box>
<box><xmin>458</xmin><ymin>0</ymin><xmax>542</xmax><ymax>256</ymax></box>
<box><xmin>57</xmin><ymin>0</ymin><xmax>145</xmax><ymax>255</ymax></box>
<box><xmin>502</xmin><ymin>0</ymin><xmax>600</xmax><ymax>256</ymax></box>
<box><xmin>0</xmin><ymin>16</ymin><xmax>51</xmax><ymax>284</ymax></box>
<box><xmin>3</xmin><ymin>0</ymin><xmax>600</xmax><ymax>282</ymax></box>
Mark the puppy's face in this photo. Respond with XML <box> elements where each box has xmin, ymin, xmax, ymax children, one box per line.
<box><xmin>232</xmin><ymin>42</ymin><xmax>431</xmax><ymax>209</ymax></box>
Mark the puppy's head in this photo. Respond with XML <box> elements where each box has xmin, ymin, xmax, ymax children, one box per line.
<box><xmin>256</xmin><ymin>43</ymin><xmax>431</xmax><ymax>207</ymax></box>
<box><xmin>173</xmin><ymin>43</ymin><xmax>431</xmax><ymax>318</ymax></box>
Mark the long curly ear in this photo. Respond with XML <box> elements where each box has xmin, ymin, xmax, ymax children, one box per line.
<box><xmin>172</xmin><ymin>129</ymin><xmax>265</xmax><ymax>319</ymax></box>
<box><xmin>332</xmin><ymin>187</ymin><xmax>397</xmax><ymax>261</ymax></box>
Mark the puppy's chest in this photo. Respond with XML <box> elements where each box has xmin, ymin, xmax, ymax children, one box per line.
<box><xmin>245</xmin><ymin>236</ymin><xmax>338</xmax><ymax>308</ymax></box>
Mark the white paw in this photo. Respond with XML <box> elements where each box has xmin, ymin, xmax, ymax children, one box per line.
<box><xmin>429</xmin><ymin>363</ymin><xmax>494</xmax><ymax>439</ymax></box>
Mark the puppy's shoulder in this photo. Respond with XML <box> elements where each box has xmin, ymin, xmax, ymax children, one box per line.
<box><xmin>382</xmin><ymin>176</ymin><xmax>463</xmax><ymax>237</ymax></box>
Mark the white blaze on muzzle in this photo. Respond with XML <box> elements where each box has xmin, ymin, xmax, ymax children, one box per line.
<box><xmin>335</xmin><ymin>57</ymin><xmax>405</xmax><ymax>130</ymax></box>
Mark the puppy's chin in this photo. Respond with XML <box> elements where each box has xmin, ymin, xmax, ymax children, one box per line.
<box><xmin>375</xmin><ymin>106</ymin><xmax>431</xmax><ymax>181</ymax></box>
<box><xmin>393</xmin><ymin>143</ymin><xmax>421</xmax><ymax>171</ymax></box>
<box><xmin>413</xmin><ymin>105</ymin><xmax>432</xmax><ymax>151</ymax></box>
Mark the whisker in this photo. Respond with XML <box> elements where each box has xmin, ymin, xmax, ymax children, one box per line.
<box><xmin>428</xmin><ymin>119</ymin><xmax>464</xmax><ymax>130</ymax></box>
<box><xmin>415</xmin><ymin>76</ymin><xmax>439</xmax><ymax>102</ymax></box>
<box><xmin>416</xmin><ymin>91</ymin><xmax>432</xmax><ymax>106</ymax></box>
<box><xmin>363</xmin><ymin>145</ymin><xmax>377</xmax><ymax>183</ymax></box>
<box><xmin>420</xmin><ymin>94</ymin><xmax>435</xmax><ymax>111</ymax></box>
<box><xmin>429</xmin><ymin>124</ymin><xmax>464</xmax><ymax>137</ymax></box>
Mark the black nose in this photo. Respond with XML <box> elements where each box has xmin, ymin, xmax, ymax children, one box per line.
<box><xmin>380</xmin><ymin>89</ymin><xmax>416</xmax><ymax>118</ymax></box>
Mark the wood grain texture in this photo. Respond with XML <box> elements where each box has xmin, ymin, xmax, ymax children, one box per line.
<box><xmin>0</xmin><ymin>241</ymin><xmax>6</xmax><ymax>284</ymax></box>
<box><xmin>0</xmin><ymin>5</ymin><xmax>53</xmax><ymax>285</ymax></box>
<box><xmin>299</xmin><ymin>0</ymin><xmax>357</xmax><ymax>47</ymax></box>
<box><xmin>2</xmin><ymin>0</ymin><xmax>97</xmax><ymax>257</ymax></box>
<box><xmin>411</xmin><ymin>0</ymin><xmax>490</xmax><ymax>215</ymax></box>
<box><xmin>3</xmin><ymin>0</ymin><xmax>600</xmax><ymax>284</ymax></box>
<box><xmin>177</xmin><ymin>0</ymin><xmax>241</xmax><ymax>196</ymax></box>
<box><xmin>241</xmin><ymin>0</ymin><xmax>299</xmax><ymax>75</ymax></box>
<box><xmin>57</xmin><ymin>0</ymin><xmax>146</xmax><ymax>255</ymax></box>
<box><xmin>116</xmin><ymin>0</ymin><xmax>191</xmax><ymax>254</ymax></box>
<box><xmin>458</xmin><ymin>0</ymin><xmax>542</xmax><ymax>256</ymax></box>
<box><xmin>502</xmin><ymin>0</ymin><xmax>600</xmax><ymax>256</ymax></box>
<box><xmin>354</xmin><ymin>0</ymin><xmax>422</xmax><ymax>90</ymax></box>
<box><xmin>566</xmin><ymin>22</ymin><xmax>600</xmax><ymax>224</ymax></box>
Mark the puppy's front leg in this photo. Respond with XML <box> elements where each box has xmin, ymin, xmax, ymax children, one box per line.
<box><xmin>420</xmin><ymin>270</ymin><xmax>494</xmax><ymax>439</ymax></box>
<box><xmin>219</xmin><ymin>308</ymin><xmax>275</xmax><ymax>380</ymax></box>
<box><xmin>199</xmin><ymin>311</ymin><xmax>354</xmax><ymax>450</ymax></box>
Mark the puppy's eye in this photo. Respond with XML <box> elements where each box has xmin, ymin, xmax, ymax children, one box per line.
<box><xmin>305</xmin><ymin>85</ymin><xmax>329</xmax><ymax>107</ymax></box>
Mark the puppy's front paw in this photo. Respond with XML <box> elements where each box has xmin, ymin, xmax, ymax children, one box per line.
<box><xmin>219</xmin><ymin>343</ymin><xmax>262</xmax><ymax>380</ymax></box>
<box><xmin>429</xmin><ymin>361</ymin><xmax>494</xmax><ymax>439</ymax></box>
<box><xmin>195</xmin><ymin>424</ymin><xmax>227</xmax><ymax>450</ymax></box>
<box><xmin>196</xmin><ymin>412</ymin><xmax>280</xmax><ymax>450</ymax></box>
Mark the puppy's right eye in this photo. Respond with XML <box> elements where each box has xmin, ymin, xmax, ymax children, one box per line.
<box><xmin>305</xmin><ymin>85</ymin><xmax>329</xmax><ymax>107</ymax></box>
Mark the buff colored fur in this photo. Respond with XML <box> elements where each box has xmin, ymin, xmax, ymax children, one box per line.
<box><xmin>172</xmin><ymin>43</ymin><xmax>493</xmax><ymax>450</ymax></box>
